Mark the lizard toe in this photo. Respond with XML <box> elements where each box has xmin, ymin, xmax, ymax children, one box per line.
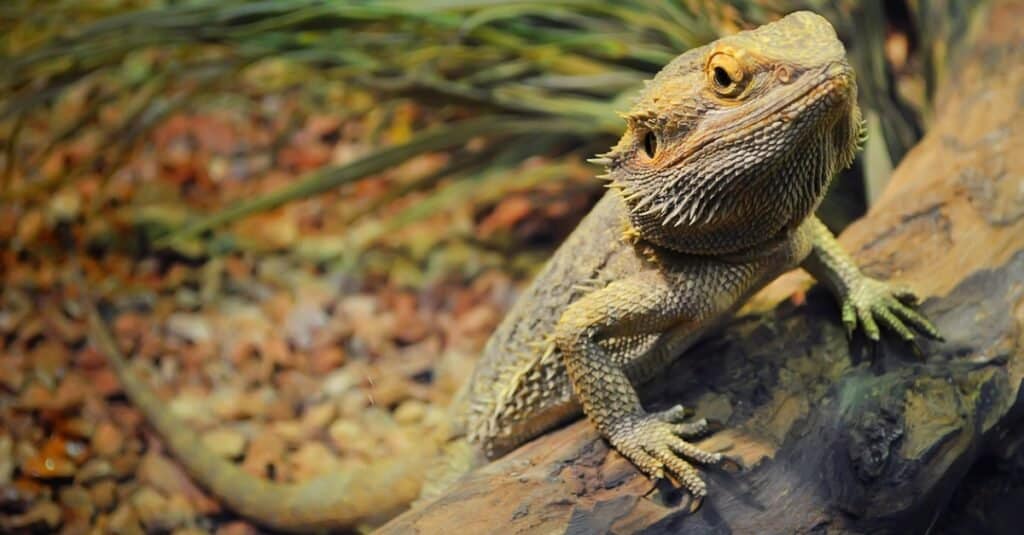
<box><xmin>653</xmin><ymin>404</ymin><xmax>693</xmax><ymax>423</ymax></box>
<box><xmin>670</xmin><ymin>418</ymin><xmax>712</xmax><ymax>438</ymax></box>
<box><xmin>656</xmin><ymin>449</ymin><xmax>706</xmax><ymax>499</ymax></box>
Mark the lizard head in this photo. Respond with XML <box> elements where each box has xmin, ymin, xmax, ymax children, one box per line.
<box><xmin>599</xmin><ymin>11</ymin><xmax>864</xmax><ymax>255</ymax></box>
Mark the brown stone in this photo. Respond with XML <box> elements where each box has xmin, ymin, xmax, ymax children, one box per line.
<box><xmin>91</xmin><ymin>421</ymin><xmax>124</xmax><ymax>457</ymax></box>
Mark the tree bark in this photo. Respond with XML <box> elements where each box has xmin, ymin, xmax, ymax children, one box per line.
<box><xmin>380</xmin><ymin>2</ymin><xmax>1024</xmax><ymax>533</ymax></box>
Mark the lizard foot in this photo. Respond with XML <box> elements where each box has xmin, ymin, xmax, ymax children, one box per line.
<box><xmin>608</xmin><ymin>410</ymin><xmax>723</xmax><ymax>501</ymax></box>
<box><xmin>841</xmin><ymin>278</ymin><xmax>942</xmax><ymax>344</ymax></box>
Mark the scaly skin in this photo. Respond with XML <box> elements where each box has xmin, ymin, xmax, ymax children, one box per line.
<box><xmin>82</xmin><ymin>11</ymin><xmax>940</xmax><ymax>531</ymax></box>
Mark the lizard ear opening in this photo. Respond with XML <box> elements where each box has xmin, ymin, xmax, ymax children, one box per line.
<box><xmin>643</xmin><ymin>131</ymin><xmax>658</xmax><ymax>158</ymax></box>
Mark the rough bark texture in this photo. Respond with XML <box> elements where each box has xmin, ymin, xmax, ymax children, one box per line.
<box><xmin>379</xmin><ymin>2</ymin><xmax>1024</xmax><ymax>534</ymax></box>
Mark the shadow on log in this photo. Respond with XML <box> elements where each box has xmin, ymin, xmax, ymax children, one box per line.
<box><xmin>380</xmin><ymin>2</ymin><xmax>1024</xmax><ymax>533</ymax></box>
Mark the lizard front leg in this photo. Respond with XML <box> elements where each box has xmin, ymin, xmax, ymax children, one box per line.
<box><xmin>553</xmin><ymin>269</ymin><xmax>729</xmax><ymax>501</ymax></box>
<box><xmin>801</xmin><ymin>217</ymin><xmax>941</xmax><ymax>342</ymax></box>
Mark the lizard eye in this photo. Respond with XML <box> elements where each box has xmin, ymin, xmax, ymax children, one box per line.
<box><xmin>714</xmin><ymin>66</ymin><xmax>732</xmax><ymax>88</ymax></box>
<box><xmin>707</xmin><ymin>53</ymin><xmax>746</xmax><ymax>98</ymax></box>
<box><xmin>642</xmin><ymin>131</ymin><xmax>658</xmax><ymax>158</ymax></box>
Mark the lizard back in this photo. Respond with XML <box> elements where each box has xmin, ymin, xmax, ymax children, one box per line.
<box><xmin>461</xmin><ymin>193</ymin><xmax>645</xmax><ymax>456</ymax></box>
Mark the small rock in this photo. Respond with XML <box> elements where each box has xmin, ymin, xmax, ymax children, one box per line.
<box><xmin>239</xmin><ymin>387</ymin><xmax>276</xmax><ymax>419</ymax></box>
<box><xmin>21</xmin><ymin>450</ymin><xmax>76</xmax><ymax>480</ymax></box>
<box><xmin>90</xmin><ymin>479</ymin><xmax>118</xmax><ymax>511</ymax></box>
<box><xmin>62</xmin><ymin>515</ymin><xmax>91</xmax><ymax>535</ymax></box>
<box><xmin>215</xmin><ymin>520</ymin><xmax>261</xmax><ymax>535</ymax></box>
<box><xmin>57</xmin><ymin>417</ymin><xmax>95</xmax><ymax>440</ymax></box>
<box><xmin>393</xmin><ymin>399</ymin><xmax>427</xmax><ymax>425</ymax></box>
<box><xmin>172</xmin><ymin>527</ymin><xmax>209</xmax><ymax>535</ymax></box>
<box><xmin>365</xmin><ymin>373</ymin><xmax>408</xmax><ymax>408</ymax></box>
<box><xmin>166</xmin><ymin>313</ymin><xmax>212</xmax><ymax>343</ymax></box>
<box><xmin>169</xmin><ymin>392</ymin><xmax>217</xmax><ymax>426</ymax></box>
<box><xmin>0</xmin><ymin>435</ymin><xmax>13</xmax><ymax>485</ymax></box>
<box><xmin>3</xmin><ymin>476</ymin><xmax>44</xmax><ymax>505</ymax></box>
<box><xmin>59</xmin><ymin>485</ymin><xmax>94</xmax><ymax>524</ymax></box>
<box><xmin>301</xmin><ymin>402</ymin><xmax>336</xmax><ymax>434</ymax></box>
<box><xmin>275</xmin><ymin>370</ymin><xmax>320</xmax><ymax>403</ymax></box>
<box><xmin>109</xmin><ymin>450</ymin><xmax>140</xmax><ymax>479</ymax></box>
<box><xmin>130</xmin><ymin>487</ymin><xmax>167</xmax><ymax>528</ymax></box>
<box><xmin>51</xmin><ymin>372</ymin><xmax>90</xmax><ymax>411</ymax></box>
<box><xmin>260</xmin><ymin>335</ymin><xmax>293</xmax><ymax>368</ymax></box>
<box><xmin>1</xmin><ymin>499</ymin><xmax>62</xmax><ymax>531</ymax></box>
<box><xmin>17</xmin><ymin>383</ymin><xmax>54</xmax><ymax>410</ymax></box>
<box><xmin>242</xmin><ymin>431</ymin><xmax>286</xmax><ymax>479</ymax></box>
<box><xmin>327</xmin><ymin>419</ymin><xmax>376</xmax><ymax>458</ymax></box>
<box><xmin>48</xmin><ymin>186</ymin><xmax>81</xmax><ymax>222</ymax></box>
<box><xmin>209</xmin><ymin>388</ymin><xmax>250</xmax><ymax>420</ymax></box>
<box><xmin>362</xmin><ymin>406</ymin><xmax>398</xmax><ymax>430</ymax></box>
<box><xmin>338</xmin><ymin>389</ymin><xmax>370</xmax><ymax>418</ymax></box>
<box><xmin>0</xmin><ymin>360</ymin><xmax>25</xmax><ymax>392</ymax></box>
<box><xmin>322</xmin><ymin>368</ymin><xmax>360</xmax><ymax>397</ymax></box>
<box><xmin>108</xmin><ymin>404</ymin><xmax>143</xmax><ymax>431</ymax></box>
<box><xmin>64</xmin><ymin>437</ymin><xmax>90</xmax><ymax>464</ymax></box>
<box><xmin>132</xmin><ymin>486</ymin><xmax>195</xmax><ymax>532</ymax></box>
<box><xmin>288</xmin><ymin>442</ymin><xmax>340</xmax><ymax>481</ymax></box>
<box><xmin>108</xmin><ymin>502</ymin><xmax>144</xmax><ymax>535</ymax></box>
<box><xmin>200</xmin><ymin>427</ymin><xmax>247</xmax><ymax>459</ymax></box>
<box><xmin>309</xmin><ymin>345</ymin><xmax>346</xmax><ymax>375</ymax></box>
<box><xmin>285</xmin><ymin>301</ymin><xmax>328</xmax><ymax>351</ymax></box>
<box><xmin>92</xmin><ymin>421</ymin><xmax>124</xmax><ymax>457</ymax></box>
<box><xmin>270</xmin><ymin>420</ymin><xmax>305</xmax><ymax>445</ymax></box>
<box><xmin>176</xmin><ymin>286</ymin><xmax>201</xmax><ymax>307</ymax></box>
<box><xmin>14</xmin><ymin>208</ymin><xmax>44</xmax><ymax>246</ymax></box>
<box><xmin>421</xmin><ymin>405</ymin><xmax>450</xmax><ymax>431</ymax></box>
<box><xmin>31</xmin><ymin>339</ymin><xmax>69</xmax><ymax>382</ymax></box>
<box><xmin>87</xmin><ymin>368</ymin><xmax>122</xmax><ymax>397</ymax></box>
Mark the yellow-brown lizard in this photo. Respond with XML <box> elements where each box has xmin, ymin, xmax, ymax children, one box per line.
<box><xmin>83</xmin><ymin>11</ymin><xmax>940</xmax><ymax>532</ymax></box>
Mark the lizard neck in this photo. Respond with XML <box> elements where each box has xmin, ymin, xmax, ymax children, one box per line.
<box><xmin>631</xmin><ymin>224</ymin><xmax>800</xmax><ymax>265</ymax></box>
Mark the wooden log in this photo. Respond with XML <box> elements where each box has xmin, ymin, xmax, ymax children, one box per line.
<box><xmin>379</xmin><ymin>2</ymin><xmax>1024</xmax><ymax>533</ymax></box>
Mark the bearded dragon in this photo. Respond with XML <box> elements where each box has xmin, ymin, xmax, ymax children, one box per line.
<box><xmin>83</xmin><ymin>11</ymin><xmax>939</xmax><ymax>532</ymax></box>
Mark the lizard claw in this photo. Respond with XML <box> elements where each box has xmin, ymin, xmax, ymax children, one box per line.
<box><xmin>609</xmin><ymin>412</ymin><xmax>723</xmax><ymax>501</ymax></box>
<box><xmin>718</xmin><ymin>454</ymin><xmax>743</xmax><ymax>473</ymax></box>
<box><xmin>653</xmin><ymin>404</ymin><xmax>694</xmax><ymax>422</ymax></box>
<box><xmin>682</xmin><ymin>492</ymin><xmax>705</xmax><ymax>514</ymax></box>
<box><xmin>843</xmin><ymin>278</ymin><xmax>942</xmax><ymax>345</ymax></box>
<box><xmin>702</xmin><ymin>418</ymin><xmax>726</xmax><ymax>433</ymax></box>
<box><xmin>653</xmin><ymin>406</ymin><xmax>716</xmax><ymax>439</ymax></box>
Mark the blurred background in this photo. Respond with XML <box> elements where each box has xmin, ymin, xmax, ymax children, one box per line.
<box><xmin>0</xmin><ymin>1</ymin><xmax>1009</xmax><ymax>533</ymax></box>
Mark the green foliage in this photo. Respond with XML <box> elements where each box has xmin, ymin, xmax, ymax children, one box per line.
<box><xmin>1</xmin><ymin>1</ymin><xmax>761</xmax><ymax>253</ymax></box>
<box><xmin>3</xmin><ymin>0</ymin><xmax>959</xmax><ymax>262</ymax></box>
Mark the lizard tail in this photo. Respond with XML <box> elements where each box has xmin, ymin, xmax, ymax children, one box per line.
<box><xmin>81</xmin><ymin>289</ymin><xmax>428</xmax><ymax>532</ymax></box>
